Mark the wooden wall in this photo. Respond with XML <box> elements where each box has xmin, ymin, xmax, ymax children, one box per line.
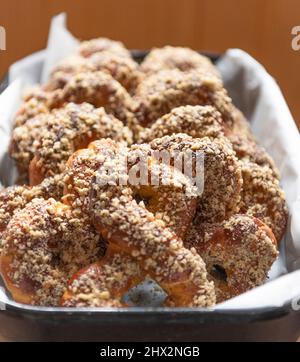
<box><xmin>0</xmin><ymin>0</ymin><xmax>299</xmax><ymax>128</ymax></box>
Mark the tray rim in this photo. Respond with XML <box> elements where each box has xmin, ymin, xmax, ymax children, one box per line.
<box><xmin>2</xmin><ymin>300</ymin><xmax>296</xmax><ymax>325</ymax></box>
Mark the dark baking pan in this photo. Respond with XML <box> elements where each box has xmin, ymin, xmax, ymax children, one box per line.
<box><xmin>0</xmin><ymin>51</ymin><xmax>299</xmax><ymax>342</ymax></box>
<box><xmin>0</xmin><ymin>302</ymin><xmax>300</xmax><ymax>341</ymax></box>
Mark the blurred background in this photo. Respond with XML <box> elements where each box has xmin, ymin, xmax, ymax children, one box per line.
<box><xmin>0</xmin><ymin>0</ymin><xmax>299</xmax><ymax>128</ymax></box>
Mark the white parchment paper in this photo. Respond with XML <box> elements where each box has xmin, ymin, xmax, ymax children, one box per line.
<box><xmin>1</xmin><ymin>13</ymin><xmax>300</xmax><ymax>310</ymax></box>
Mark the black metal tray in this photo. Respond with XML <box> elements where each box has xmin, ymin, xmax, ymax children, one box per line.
<box><xmin>0</xmin><ymin>51</ymin><xmax>299</xmax><ymax>342</ymax></box>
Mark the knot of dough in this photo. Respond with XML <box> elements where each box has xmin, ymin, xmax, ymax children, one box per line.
<box><xmin>185</xmin><ymin>214</ymin><xmax>278</xmax><ymax>303</ymax></box>
<box><xmin>63</xmin><ymin>138</ymin><xmax>216</xmax><ymax>307</ymax></box>
<box><xmin>0</xmin><ymin>198</ymin><xmax>104</xmax><ymax>306</ymax></box>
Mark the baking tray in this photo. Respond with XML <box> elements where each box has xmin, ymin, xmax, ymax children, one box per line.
<box><xmin>0</xmin><ymin>51</ymin><xmax>299</xmax><ymax>342</ymax></box>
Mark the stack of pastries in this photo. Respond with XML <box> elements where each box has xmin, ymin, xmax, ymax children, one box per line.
<box><xmin>0</xmin><ymin>38</ymin><xmax>287</xmax><ymax>307</ymax></box>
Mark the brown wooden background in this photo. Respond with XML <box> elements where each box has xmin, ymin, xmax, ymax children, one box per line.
<box><xmin>0</xmin><ymin>0</ymin><xmax>300</xmax><ymax>129</ymax></box>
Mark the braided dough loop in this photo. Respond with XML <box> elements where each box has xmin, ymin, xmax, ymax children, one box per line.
<box><xmin>132</xmin><ymin>183</ymin><xmax>196</xmax><ymax>240</ymax></box>
<box><xmin>139</xmin><ymin>104</ymin><xmax>277</xmax><ymax>175</ymax></box>
<box><xmin>14</xmin><ymin>97</ymin><xmax>50</xmax><ymax>129</ymax></box>
<box><xmin>48</xmin><ymin>52</ymin><xmax>142</xmax><ymax>94</ymax></box>
<box><xmin>140</xmin><ymin>46</ymin><xmax>221</xmax><ymax>80</ymax></box>
<box><xmin>26</xmin><ymin>102</ymin><xmax>132</xmax><ymax>185</ymax></box>
<box><xmin>133</xmin><ymin>69</ymin><xmax>233</xmax><ymax>127</ymax></box>
<box><xmin>63</xmin><ymin>139</ymin><xmax>197</xmax><ymax>238</ymax></box>
<box><xmin>10</xmin><ymin>113</ymin><xmax>49</xmax><ymax>181</ymax></box>
<box><xmin>139</xmin><ymin>106</ymin><xmax>286</xmax><ymax>240</ymax></box>
<box><xmin>54</xmin><ymin>71</ymin><xmax>137</xmax><ymax>128</ymax></box>
<box><xmin>139</xmin><ymin>105</ymin><xmax>225</xmax><ymax>143</ymax></box>
<box><xmin>78</xmin><ymin>37</ymin><xmax>132</xmax><ymax>59</ymax></box>
<box><xmin>0</xmin><ymin>198</ymin><xmax>104</xmax><ymax>306</ymax></box>
<box><xmin>61</xmin><ymin>246</ymin><xmax>144</xmax><ymax>307</ymax></box>
<box><xmin>0</xmin><ymin>174</ymin><xmax>64</xmax><ymax>251</ymax></box>
<box><xmin>11</xmin><ymin>102</ymin><xmax>132</xmax><ymax>184</ymax></box>
<box><xmin>238</xmin><ymin>162</ymin><xmax>288</xmax><ymax>242</ymax></box>
<box><xmin>149</xmin><ymin>133</ymin><xmax>243</xmax><ymax>223</ymax></box>
<box><xmin>62</xmin><ymin>139</ymin><xmax>215</xmax><ymax>307</ymax></box>
<box><xmin>62</xmin><ymin>139</ymin><xmax>126</xmax><ymax>212</ymax></box>
<box><xmin>13</xmin><ymin>71</ymin><xmax>139</xmax><ymax>132</ymax></box>
<box><xmin>127</xmin><ymin>143</ymin><xmax>198</xmax><ymax>238</ymax></box>
<box><xmin>91</xmin><ymin>184</ymin><xmax>215</xmax><ymax>307</ymax></box>
<box><xmin>185</xmin><ymin>214</ymin><xmax>278</xmax><ymax>303</ymax></box>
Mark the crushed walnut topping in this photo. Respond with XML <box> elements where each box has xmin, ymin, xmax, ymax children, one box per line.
<box><xmin>185</xmin><ymin>214</ymin><xmax>278</xmax><ymax>303</ymax></box>
<box><xmin>2</xmin><ymin>40</ymin><xmax>288</xmax><ymax>308</ymax></box>
<box><xmin>238</xmin><ymin>161</ymin><xmax>288</xmax><ymax>242</ymax></box>
<box><xmin>0</xmin><ymin>174</ymin><xmax>64</xmax><ymax>251</ymax></box>
<box><xmin>1</xmin><ymin>198</ymin><xmax>105</xmax><ymax>306</ymax></box>
<box><xmin>141</xmin><ymin>46</ymin><xmax>221</xmax><ymax>80</ymax></box>
<box><xmin>79</xmin><ymin>37</ymin><xmax>131</xmax><ymax>59</ymax></box>
<box><xmin>149</xmin><ymin>134</ymin><xmax>243</xmax><ymax>223</ymax></box>
<box><xmin>49</xmin><ymin>52</ymin><xmax>142</xmax><ymax>94</ymax></box>
<box><xmin>29</xmin><ymin>102</ymin><xmax>132</xmax><ymax>184</ymax></box>
<box><xmin>139</xmin><ymin>105</ymin><xmax>224</xmax><ymax>143</ymax></box>
<box><xmin>133</xmin><ymin>69</ymin><xmax>233</xmax><ymax>126</ymax></box>
<box><xmin>62</xmin><ymin>250</ymin><xmax>143</xmax><ymax>307</ymax></box>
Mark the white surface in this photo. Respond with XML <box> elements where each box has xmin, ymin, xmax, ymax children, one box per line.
<box><xmin>0</xmin><ymin>13</ymin><xmax>300</xmax><ymax>310</ymax></box>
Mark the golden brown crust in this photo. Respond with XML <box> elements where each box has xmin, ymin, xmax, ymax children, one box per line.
<box><xmin>61</xmin><ymin>247</ymin><xmax>144</xmax><ymax>307</ymax></box>
<box><xmin>128</xmin><ymin>144</ymin><xmax>198</xmax><ymax>239</ymax></box>
<box><xmin>185</xmin><ymin>214</ymin><xmax>278</xmax><ymax>302</ymax></box>
<box><xmin>0</xmin><ymin>174</ymin><xmax>64</xmax><ymax>241</ymax></box>
<box><xmin>133</xmin><ymin>69</ymin><xmax>233</xmax><ymax>127</ymax></box>
<box><xmin>79</xmin><ymin>37</ymin><xmax>131</xmax><ymax>59</ymax></box>
<box><xmin>13</xmin><ymin>97</ymin><xmax>50</xmax><ymax>128</ymax></box>
<box><xmin>238</xmin><ymin>162</ymin><xmax>288</xmax><ymax>242</ymax></box>
<box><xmin>229</xmin><ymin>135</ymin><xmax>279</xmax><ymax>178</ymax></box>
<box><xmin>0</xmin><ymin>198</ymin><xmax>105</xmax><ymax>306</ymax></box>
<box><xmin>62</xmin><ymin>139</ymin><xmax>216</xmax><ymax>307</ymax></box>
<box><xmin>230</xmin><ymin>106</ymin><xmax>255</xmax><ymax>141</ymax></box>
<box><xmin>149</xmin><ymin>134</ymin><xmax>243</xmax><ymax>223</ymax></box>
<box><xmin>138</xmin><ymin>104</ymin><xmax>272</xmax><ymax>175</ymax></box>
<box><xmin>13</xmin><ymin>71</ymin><xmax>139</xmax><ymax>134</ymax></box>
<box><xmin>49</xmin><ymin>52</ymin><xmax>142</xmax><ymax>95</ymax></box>
<box><xmin>28</xmin><ymin>102</ymin><xmax>132</xmax><ymax>185</ymax></box>
<box><xmin>91</xmin><ymin>187</ymin><xmax>215</xmax><ymax>307</ymax></box>
<box><xmin>55</xmin><ymin>71</ymin><xmax>137</xmax><ymax>127</ymax></box>
<box><xmin>63</xmin><ymin>139</ymin><xmax>199</xmax><ymax>237</ymax></box>
<box><xmin>63</xmin><ymin>139</ymin><xmax>199</xmax><ymax>239</ymax></box>
<box><xmin>0</xmin><ymin>185</ymin><xmax>30</xmax><ymax>241</ymax></box>
<box><xmin>141</xmin><ymin>46</ymin><xmax>221</xmax><ymax>79</ymax></box>
<box><xmin>87</xmin><ymin>52</ymin><xmax>141</xmax><ymax>94</ymax></box>
<box><xmin>62</xmin><ymin>139</ymin><xmax>123</xmax><ymax>212</ymax></box>
<box><xmin>139</xmin><ymin>105</ymin><xmax>225</xmax><ymax>143</ymax></box>
<box><xmin>11</xmin><ymin>103</ymin><xmax>132</xmax><ymax>184</ymax></box>
<box><xmin>10</xmin><ymin>113</ymin><xmax>49</xmax><ymax>180</ymax></box>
